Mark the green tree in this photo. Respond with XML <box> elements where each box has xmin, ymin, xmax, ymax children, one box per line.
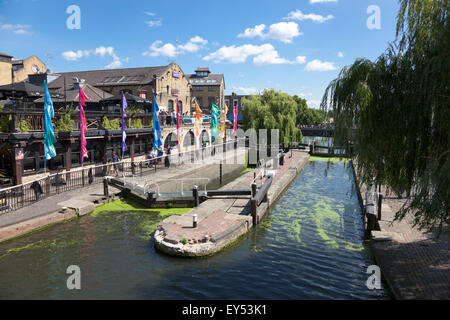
<box><xmin>242</xmin><ymin>89</ymin><xmax>302</xmax><ymax>146</ymax></box>
<box><xmin>321</xmin><ymin>0</ymin><xmax>449</xmax><ymax>234</ymax></box>
<box><xmin>292</xmin><ymin>95</ymin><xmax>326</xmax><ymax>126</ymax></box>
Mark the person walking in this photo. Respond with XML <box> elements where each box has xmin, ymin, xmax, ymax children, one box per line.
<box><xmin>165</xmin><ymin>145</ymin><xmax>172</xmax><ymax>168</ymax></box>
<box><xmin>112</xmin><ymin>151</ymin><xmax>120</xmax><ymax>176</ymax></box>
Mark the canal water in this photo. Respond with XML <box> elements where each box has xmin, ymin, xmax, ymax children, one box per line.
<box><xmin>0</xmin><ymin>158</ymin><xmax>390</xmax><ymax>299</ymax></box>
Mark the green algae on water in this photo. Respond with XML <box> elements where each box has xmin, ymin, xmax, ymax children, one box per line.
<box><xmin>309</xmin><ymin>156</ymin><xmax>349</xmax><ymax>162</ymax></box>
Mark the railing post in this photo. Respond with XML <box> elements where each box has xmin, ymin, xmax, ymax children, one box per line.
<box><xmin>46</xmin><ymin>175</ymin><xmax>50</xmax><ymax>195</ymax></box>
<box><xmin>103</xmin><ymin>177</ymin><xmax>109</xmax><ymax>200</ymax></box>
<box><xmin>251</xmin><ymin>182</ymin><xmax>257</xmax><ymax>198</ymax></box>
<box><xmin>193</xmin><ymin>185</ymin><xmax>199</xmax><ymax>207</ymax></box>
<box><xmin>377</xmin><ymin>193</ymin><xmax>383</xmax><ymax>221</ymax></box>
<box><xmin>251</xmin><ymin>199</ymin><xmax>257</xmax><ymax>226</ymax></box>
<box><xmin>82</xmin><ymin>169</ymin><xmax>85</xmax><ymax>187</ymax></box>
<box><xmin>56</xmin><ymin>173</ymin><xmax>60</xmax><ymax>194</ymax></box>
<box><xmin>219</xmin><ymin>161</ymin><xmax>223</xmax><ymax>185</ymax></box>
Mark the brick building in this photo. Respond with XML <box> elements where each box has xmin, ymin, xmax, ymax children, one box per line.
<box><xmin>186</xmin><ymin>67</ymin><xmax>225</xmax><ymax>115</ymax></box>
<box><xmin>0</xmin><ymin>52</ymin><xmax>47</xmax><ymax>86</ymax></box>
<box><xmin>47</xmin><ymin>63</ymin><xmax>191</xmax><ymax>114</ymax></box>
<box><xmin>225</xmin><ymin>92</ymin><xmax>248</xmax><ymax>123</ymax></box>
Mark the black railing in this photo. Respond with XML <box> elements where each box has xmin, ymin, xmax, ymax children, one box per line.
<box><xmin>0</xmin><ymin>139</ymin><xmax>244</xmax><ymax>215</ymax></box>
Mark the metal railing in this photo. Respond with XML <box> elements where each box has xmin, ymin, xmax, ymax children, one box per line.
<box><xmin>0</xmin><ymin>138</ymin><xmax>245</xmax><ymax>215</ymax></box>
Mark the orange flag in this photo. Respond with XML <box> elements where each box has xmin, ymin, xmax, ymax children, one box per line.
<box><xmin>194</xmin><ymin>98</ymin><xmax>203</xmax><ymax>136</ymax></box>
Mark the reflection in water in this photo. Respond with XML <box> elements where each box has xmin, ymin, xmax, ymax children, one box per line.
<box><xmin>0</xmin><ymin>160</ymin><xmax>391</xmax><ymax>299</ymax></box>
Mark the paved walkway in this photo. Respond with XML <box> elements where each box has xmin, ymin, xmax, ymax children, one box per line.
<box><xmin>358</xmin><ymin>179</ymin><xmax>450</xmax><ymax>299</ymax></box>
<box><xmin>0</xmin><ymin>148</ymin><xmax>247</xmax><ymax>230</ymax></box>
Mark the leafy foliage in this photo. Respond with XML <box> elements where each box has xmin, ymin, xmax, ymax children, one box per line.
<box><xmin>56</xmin><ymin>113</ymin><xmax>74</xmax><ymax>132</ymax></box>
<box><xmin>0</xmin><ymin>115</ymin><xmax>11</xmax><ymax>132</ymax></box>
<box><xmin>321</xmin><ymin>0</ymin><xmax>449</xmax><ymax>234</ymax></box>
<box><xmin>242</xmin><ymin>89</ymin><xmax>303</xmax><ymax>145</ymax></box>
<box><xmin>292</xmin><ymin>95</ymin><xmax>326</xmax><ymax>126</ymax></box>
<box><xmin>18</xmin><ymin>119</ymin><xmax>30</xmax><ymax>133</ymax></box>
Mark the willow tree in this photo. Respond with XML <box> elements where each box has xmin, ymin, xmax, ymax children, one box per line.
<box><xmin>242</xmin><ymin>89</ymin><xmax>302</xmax><ymax>146</ymax></box>
<box><xmin>321</xmin><ymin>0</ymin><xmax>449</xmax><ymax>234</ymax></box>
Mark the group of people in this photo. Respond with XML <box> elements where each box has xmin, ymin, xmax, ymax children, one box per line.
<box><xmin>146</xmin><ymin>145</ymin><xmax>172</xmax><ymax>168</ymax></box>
<box><xmin>158</xmin><ymin>110</ymin><xmax>191</xmax><ymax>126</ymax></box>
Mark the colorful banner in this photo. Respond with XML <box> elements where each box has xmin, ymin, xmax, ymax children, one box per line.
<box><xmin>233</xmin><ymin>104</ymin><xmax>238</xmax><ymax>136</ymax></box>
<box><xmin>221</xmin><ymin>104</ymin><xmax>229</xmax><ymax>136</ymax></box>
<box><xmin>79</xmin><ymin>85</ymin><xmax>90</xmax><ymax>165</ymax></box>
<box><xmin>121</xmin><ymin>92</ymin><xmax>127</xmax><ymax>155</ymax></box>
<box><xmin>194</xmin><ymin>98</ymin><xmax>203</xmax><ymax>137</ymax></box>
<box><xmin>153</xmin><ymin>96</ymin><xmax>163</xmax><ymax>150</ymax></box>
<box><xmin>211</xmin><ymin>103</ymin><xmax>220</xmax><ymax>142</ymax></box>
<box><xmin>43</xmin><ymin>80</ymin><xmax>57</xmax><ymax>169</ymax></box>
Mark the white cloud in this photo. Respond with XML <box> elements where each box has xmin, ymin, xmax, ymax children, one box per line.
<box><xmin>144</xmin><ymin>36</ymin><xmax>208</xmax><ymax>57</ymax></box>
<box><xmin>237</xmin><ymin>24</ymin><xmax>266</xmax><ymax>39</ymax></box>
<box><xmin>337</xmin><ymin>51</ymin><xmax>344</xmax><ymax>58</ymax></box>
<box><xmin>310</xmin><ymin>0</ymin><xmax>338</xmax><ymax>4</ymax></box>
<box><xmin>304</xmin><ymin>59</ymin><xmax>337</xmax><ymax>71</ymax></box>
<box><xmin>0</xmin><ymin>22</ymin><xmax>31</xmax><ymax>34</ymax></box>
<box><xmin>105</xmin><ymin>59</ymin><xmax>122</xmax><ymax>69</ymax></box>
<box><xmin>237</xmin><ymin>22</ymin><xmax>302</xmax><ymax>43</ymax></box>
<box><xmin>284</xmin><ymin>9</ymin><xmax>334</xmax><ymax>23</ymax></box>
<box><xmin>299</xmin><ymin>92</ymin><xmax>313</xmax><ymax>97</ymax></box>
<box><xmin>204</xmin><ymin>43</ymin><xmax>306</xmax><ymax>66</ymax></box>
<box><xmin>295</xmin><ymin>56</ymin><xmax>307</xmax><ymax>64</ymax></box>
<box><xmin>232</xmin><ymin>86</ymin><xmax>258</xmax><ymax>95</ymax></box>
<box><xmin>62</xmin><ymin>50</ymin><xmax>92</xmax><ymax>61</ymax></box>
<box><xmin>145</xmin><ymin>20</ymin><xmax>162</xmax><ymax>27</ymax></box>
<box><xmin>62</xmin><ymin>46</ymin><xmax>126</xmax><ymax>69</ymax></box>
<box><xmin>143</xmin><ymin>40</ymin><xmax>177</xmax><ymax>57</ymax></box>
<box><xmin>144</xmin><ymin>12</ymin><xmax>156</xmax><ymax>16</ymax></box>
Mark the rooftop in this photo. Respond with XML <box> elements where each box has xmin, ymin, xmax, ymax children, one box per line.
<box><xmin>47</xmin><ymin>65</ymin><xmax>170</xmax><ymax>89</ymax></box>
<box><xmin>186</xmin><ymin>73</ymin><xmax>223</xmax><ymax>86</ymax></box>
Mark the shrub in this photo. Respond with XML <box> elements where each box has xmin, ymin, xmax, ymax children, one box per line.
<box><xmin>56</xmin><ymin>113</ymin><xmax>74</xmax><ymax>132</ymax></box>
<box><xmin>18</xmin><ymin>119</ymin><xmax>30</xmax><ymax>133</ymax></box>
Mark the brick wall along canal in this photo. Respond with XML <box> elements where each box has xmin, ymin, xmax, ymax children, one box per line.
<box><xmin>0</xmin><ymin>158</ymin><xmax>390</xmax><ymax>299</ymax></box>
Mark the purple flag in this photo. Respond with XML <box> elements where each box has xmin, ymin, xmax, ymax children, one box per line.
<box><xmin>121</xmin><ymin>92</ymin><xmax>127</xmax><ymax>154</ymax></box>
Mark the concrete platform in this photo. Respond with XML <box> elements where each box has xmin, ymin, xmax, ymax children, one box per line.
<box><xmin>154</xmin><ymin>150</ymin><xmax>310</xmax><ymax>257</ymax></box>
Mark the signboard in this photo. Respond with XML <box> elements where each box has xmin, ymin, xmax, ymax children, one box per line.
<box><xmin>171</xmin><ymin>88</ymin><xmax>179</xmax><ymax>95</ymax></box>
<box><xmin>15</xmin><ymin>148</ymin><xmax>24</xmax><ymax>160</ymax></box>
<box><xmin>172</xmin><ymin>72</ymin><xmax>180</xmax><ymax>79</ymax></box>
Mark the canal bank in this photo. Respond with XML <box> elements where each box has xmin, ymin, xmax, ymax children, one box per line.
<box><xmin>351</xmin><ymin>161</ymin><xmax>450</xmax><ymax>299</ymax></box>
<box><xmin>0</xmin><ymin>148</ymin><xmax>247</xmax><ymax>243</ymax></box>
<box><xmin>154</xmin><ymin>150</ymin><xmax>310</xmax><ymax>257</ymax></box>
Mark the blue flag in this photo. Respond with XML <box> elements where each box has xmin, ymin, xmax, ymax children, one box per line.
<box><xmin>153</xmin><ymin>95</ymin><xmax>162</xmax><ymax>150</ymax></box>
<box><xmin>43</xmin><ymin>80</ymin><xmax>56</xmax><ymax>169</ymax></box>
<box><xmin>121</xmin><ymin>92</ymin><xmax>127</xmax><ymax>154</ymax></box>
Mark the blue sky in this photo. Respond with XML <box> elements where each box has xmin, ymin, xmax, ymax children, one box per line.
<box><xmin>0</xmin><ymin>0</ymin><xmax>400</xmax><ymax>108</ymax></box>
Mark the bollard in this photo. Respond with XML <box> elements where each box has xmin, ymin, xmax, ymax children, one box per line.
<box><xmin>251</xmin><ymin>182</ymin><xmax>257</xmax><ymax>198</ymax></box>
<box><xmin>193</xmin><ymin>185</ymin><xmax>199</xmax><ymax>207</ymax></box>
<box><xmin>251</xmin><ymin>199</ymin><xmax>257</xmax><ymax>225</ymax></box>
<box><xmin>377</xmin><ymin>194</ymin><xmax>383</xmax><ymax>220</ymax></box>
<box><xmin>103</xmin><ymin>177</ymin><xmax>109</xmax><ymax>199</ymax></box>
<box><xmin>193</xmin><ymin>214</ymin><xmax>197</xmax><ymax>228</ymax></box>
